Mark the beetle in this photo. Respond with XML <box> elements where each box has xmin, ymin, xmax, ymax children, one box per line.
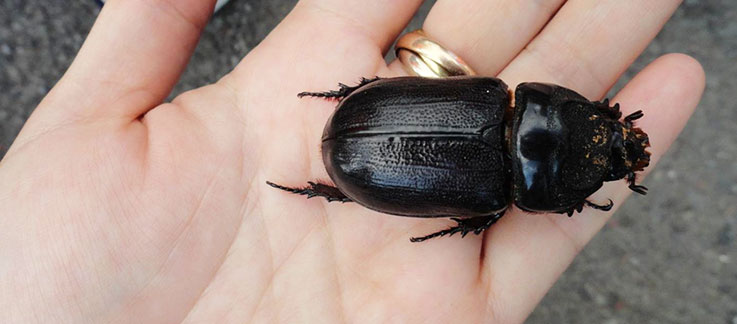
<box><xmin>266</xmin><ymin>77</ymin><xmax>651</xmax><ymax>242</ymax></box>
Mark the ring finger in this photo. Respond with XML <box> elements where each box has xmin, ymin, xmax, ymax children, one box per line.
<box><xmin>388</xmin><ymin>0</ymin><xmax>566</xmax><ymax>76</ymax></box>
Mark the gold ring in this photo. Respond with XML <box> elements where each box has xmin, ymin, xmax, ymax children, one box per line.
<box><xmin>395</xmin><ymin>30</ymin><xmax>476</xmax><ymax>78</ymax></box>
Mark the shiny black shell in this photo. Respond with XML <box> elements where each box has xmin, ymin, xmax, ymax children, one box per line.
<box><xmin>322</xmin><ymin>77</ymin><xmax>510</xmax><ymax>217</ymax></box>
<box><xmin>511</xmin><ymin>83</ymin><xmax>613</xmax><ymax>213</ymax></box>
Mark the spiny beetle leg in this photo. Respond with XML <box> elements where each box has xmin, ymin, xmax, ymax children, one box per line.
<box><xmin>297</xmin><ymin>77</ymin><xmax>380</xmax><ymax>101</ymax></box>
<box><xmin>593</xmin><ymin>98</ymin><xmax>623</xmax><ymax>120</ymax></box>
<box><xmin>410</xmin><ymin>212</ymin><xmax>505</xmax><ymax>243</ymax></box>
<box><xmin>265</xmin><ymin>181</ymin><xmax>352</xmax><ymax>203</ymax></box>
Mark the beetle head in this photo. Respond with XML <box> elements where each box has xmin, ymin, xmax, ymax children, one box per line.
<box><xmin>607</xmin><ymin>111</ymin><xmax>651</xmax><ymax>183</ymax></box>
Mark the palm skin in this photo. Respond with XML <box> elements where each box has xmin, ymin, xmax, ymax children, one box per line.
<box><xmin>0</xmin><ymin>0</ymin><xmax>704</xmax><ymax>323</ymax></box>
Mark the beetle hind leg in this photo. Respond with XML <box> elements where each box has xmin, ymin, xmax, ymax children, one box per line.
<box><xmin>297</xmin><ymin>77</ymin><xmax>380</xmax><ymax>101</ymax></box>
<box><xmin>410</xmin><ymin>212</ymin><xmax>505</xmax><ymax>243</ymax></box>
<box><xmin>266</xmin><ymin>181</ymin><xmax>352</xmax><ymax>203</ymax></box>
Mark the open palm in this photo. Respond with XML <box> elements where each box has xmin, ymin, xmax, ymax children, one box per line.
<box><xmin>0</xmin><ymin>0</ymin><xmax>704</xmax><ymax>323</ymax></box>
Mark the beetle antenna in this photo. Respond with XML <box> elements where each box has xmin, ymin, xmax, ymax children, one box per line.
<box><xmin>624</xmin><ymin>110</ymin><xmax>644</xmax><ymax>123</ymax></box>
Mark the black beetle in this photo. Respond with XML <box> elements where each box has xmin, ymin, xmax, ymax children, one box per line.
<box><xmin>267</xmin><ymin>77</ymin><xmax>650</xmax><ymax>242</ymax></box>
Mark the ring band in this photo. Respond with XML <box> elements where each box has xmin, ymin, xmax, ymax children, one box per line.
<box><xmin>396</xmin><ymin>30</ymin><xmax>476</xmax><ymax>78</ymax></box>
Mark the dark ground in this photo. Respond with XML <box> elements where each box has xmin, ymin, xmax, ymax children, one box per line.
<box><xmin>1</xmin><ymin>0</ymin><xmax>735</xmax><ymax>323</ymax></box>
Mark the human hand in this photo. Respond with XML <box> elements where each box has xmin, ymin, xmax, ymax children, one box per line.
<box><xmin>0</xmin><ymin>0</ymin><xmax>704</xmax><ymax>323</ymax></box>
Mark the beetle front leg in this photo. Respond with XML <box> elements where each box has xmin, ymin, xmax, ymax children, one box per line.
<box><xmin>297</xmin><ymin>77</ymin><xmax>380</xmax><ymax>101</ymax></box>
<box><xmin>266</xmin><ymin>181</ymin><xmax>352</xmax><ymax>203</ymax></box>
<box><xmin>593</xmin><ymin>98</ymin><xmax>623</xmax><ymax>120</ymax></box>
<box><xmin>410</xmin><ymin>212</ymin><xmax>505</xmax><ymax>243</ymax></box>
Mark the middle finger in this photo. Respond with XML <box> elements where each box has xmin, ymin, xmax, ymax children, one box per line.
<box><xmin>499</xmin><ymin>0</ymin><xmax>682</xmax><ymax>98</ymax></box>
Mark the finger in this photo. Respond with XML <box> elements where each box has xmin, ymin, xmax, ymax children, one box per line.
<box><xmin>235</xmin><ymin>0</ymin><xmax>424</xmax><ymax>83</ymax></box>
<box><xmin>499</xmin><ymin>0</ymin><xmax>682</xmax><ymax>98</ymax></box>
<box><xmin>388</xmin><ymin>0</ymin><xmax>566</xmax><ymax>76</ymax></box>
<box><xmin>33</xmin><ymin>0</ymin><xmax>216</xmax><ymax>123</ymax></box>
<box><xmin>225</xmin><ymin>0</ymin><xmax>426</xmax><ymax>139</ymax></box>
<box><xmin>481</xmin><ymin>54</ymin><xmax>705</xmax><ymax>323</ymax></box>
<box><xmin>226</xmin><ymin>0</ymin><xmax>425</xmax><ymax>186</ymax></box>
<box><xmin>299</xmin><ymin>0</ymin><xmax>425</xmax><ymax>54</ymax></box>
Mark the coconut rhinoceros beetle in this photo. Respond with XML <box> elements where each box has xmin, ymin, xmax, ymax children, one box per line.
<box><xmin>267</xmin><ymin>77</ymin><xmax>651</xmax><ymax>242</ymax></box>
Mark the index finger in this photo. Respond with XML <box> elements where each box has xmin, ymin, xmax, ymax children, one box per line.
<box><xmin>25</xmin><ymin>0</ymin><xmax>216</xmax><ymax>125</ymax></box>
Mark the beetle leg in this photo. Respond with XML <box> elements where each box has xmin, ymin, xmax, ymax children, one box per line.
<box><xmin>409</xmin><ymin>212</ymin><xmax>505</xmax><ymax>243</ymax></box>
<box><xmin>626</xmin><ymin>172</ymin><xmax>648</xmax><ymax>195</ymax></box>
<box><xmin>297</xmin><ymin>77</ymin><xmax>380</xmax><ymax>101</ymax></box>
<box><xmin>564</xmin><ymin>201</ymin><xmax>585</xmax><ymax>216</ymax></box>
<box><xmin>265</xmin><ymin>181</ymin><xmax>352</xmax><ymax>203</ymax></box>
<box><xmin>585</xmin><ymin>199</ymin><xmax>614</xmax><ymax>211</ymax></box>
<box><xmin>563</xmin><ymin>198</ymin><xmax>613</xmax><ymax>216</ymax></box>
<box><xmin>628</xmin><ymin>183</ymin><xmax>648</xmax><ymax>195</ymax></box>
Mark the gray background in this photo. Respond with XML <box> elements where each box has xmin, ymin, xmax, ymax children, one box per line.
<box><xmin>1</xmin><ymin>0</ymin><xmax>735</xmax><ymax>323</ymax></box>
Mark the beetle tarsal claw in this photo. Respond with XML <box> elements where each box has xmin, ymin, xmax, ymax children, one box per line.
<box><xmin>626</xmin><ymin>172</ymin><xmax>648</xmax><ymax>195</ymax></box>
<box><xmin>629</xmin><ymin>184</ymin><xmax>648</xmax><ymax>195</ymax></box>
